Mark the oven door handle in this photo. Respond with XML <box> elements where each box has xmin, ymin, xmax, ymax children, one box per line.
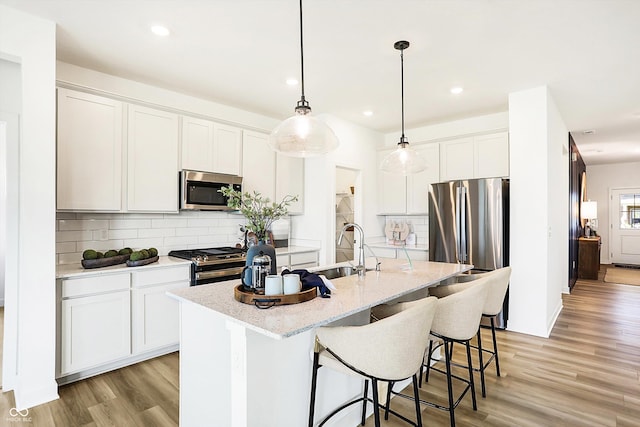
<box><xmin>195</xmin><ymin>267</ymin><xmax>244</xmax><ymax>281</ymax></box>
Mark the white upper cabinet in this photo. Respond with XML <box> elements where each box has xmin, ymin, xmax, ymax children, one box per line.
<box><xmin>242</xmin><ymin>130</ymin><xmax>276</xmax><ymax>201</ymax></box>
<box><xmin>57</xmin><ymin>88</ymin><xmax>123</xmax><ymax>211</ymax></box>
<box><xmin>474</xmin><ymin>131</ymin><xmax>509</xmax><ymax>178</ymax></box>
<box><xmin>181</xmin><ymin>116</ymin><xmax>242</xmax><ymax>176</ymax></box>
<box><xmin>242</xmin><ymin>130</ymin><xmax>304</xmax><ymax>215</ymax></box>
<box><xmin>127</xmin><ymin>105</ymin><xmax>179</xmax><ymax>212</ymax></box>
<box><xmin>440</xmin><ymin>131</ymin><xmax>509</xmax><ymax>181</ymax></box>
<box><xmin>378</xmin><ymin>143</ymin><xmax>439</xmax><ymax>215</ymax></box>
<box><xmin>439</xmin><ymin>137</ymin><xmax>474</xmax><ymax>182</ymax></box>
<box><xmin>213</xmin><ymin>123</ymin><xmax>243</xmax><ymax>176</ymax></box>
<box><xmin>276</xmin><ymin>153</ymin><xmax>304</xmax><ymax>215</ymax></box>
<box><xmin>406</xmin><ymin>144</ymin><xmax>440</xmax><ymax>214</ymax></box>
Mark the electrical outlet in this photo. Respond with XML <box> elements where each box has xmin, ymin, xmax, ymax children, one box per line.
<box><xmin>98</xmin><ymin>229</ymin><xmax>108</xmax><ymax>241</ymax></box>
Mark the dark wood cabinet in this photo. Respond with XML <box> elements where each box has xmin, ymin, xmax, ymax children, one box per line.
<box><xmin>578</xmin><ymin>237</ymin><xmax>601</xmax><ymax>280</ymax></box>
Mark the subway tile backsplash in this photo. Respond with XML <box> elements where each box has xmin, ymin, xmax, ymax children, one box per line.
<box><xmin>56</xmin><ymin>211</ymin><xmax>247</xmax><ymax>264</ymax></box>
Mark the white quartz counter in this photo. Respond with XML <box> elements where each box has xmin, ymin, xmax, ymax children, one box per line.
<box><xmin>56</xmin><ymin>256</ymin><xmax>192</xmax><ymax>279</ymax></box>
<box><xmin>275</xmin><ymin>245</ymin><xmax>319</xmax><ymax>255</ymax></box>
<box><xmin>168</xmin><ymin>259</ymin><xmax>471</xmax><ymax>340</ymax></box>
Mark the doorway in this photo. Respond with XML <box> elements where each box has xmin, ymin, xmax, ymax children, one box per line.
<box><xmin>610</xmin><ymin>188</ymin><xmax>640</xmax><ymax>266</ymax></box>
<box><xmin>335</xmin><ymin>167</ymin><xmax>358</xmax><ymax>263</ymax></box>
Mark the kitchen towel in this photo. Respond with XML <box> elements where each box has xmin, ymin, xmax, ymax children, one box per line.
<box><xmin>281</xmin><ymin>269</ymin><xmax>332</xmax><ymax>297</ymax></box>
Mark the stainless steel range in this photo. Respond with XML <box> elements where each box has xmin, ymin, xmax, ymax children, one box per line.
<box><xmin>168</xmin><ymin>247</ymin><xmax>246</xmax><ymax>286</ymax></box>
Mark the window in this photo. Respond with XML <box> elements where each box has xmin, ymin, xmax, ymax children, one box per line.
<box><xmin>619</xmin><ymin>193</ymin><xmax>640</xmax><ymax>229</ymax></box>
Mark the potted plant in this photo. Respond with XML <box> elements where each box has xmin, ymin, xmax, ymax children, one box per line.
<box><xmin>219</xmin><ymin>186</ymin><xmax>298</xmax><ymax>279</ymax></box>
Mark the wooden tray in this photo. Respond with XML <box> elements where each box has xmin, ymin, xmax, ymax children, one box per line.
<box><xmin>234</xmin><ymin>285</ymin><xmax>317</xmax><ymax>309</ymax></box>
<box><xmin>81</xmin><ymin>254</ymin><xmax>130</xmax><ymax>269</ymax></box>
<box><xmin>126</xmin><ymin>256</ymin><xmax>160</xmax><ymax>267</ymax></box>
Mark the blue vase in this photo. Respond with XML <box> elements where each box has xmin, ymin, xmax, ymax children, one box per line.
<box><xmin>243</xmin><ymin>240</ymin><xmax>277</xmax><ymax>286</ymax></box>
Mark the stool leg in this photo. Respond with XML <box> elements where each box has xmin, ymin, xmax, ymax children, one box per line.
<box><xmin>465</xmin><ymin>341</ymin><xmax>478</xmax><ymax>410</ymax></box>
<box><xmin>423</xmin><ymin>340</ymin><xmax>434</xmax><ymax>386</ymax></box>
<box><xmin>384</xmin><ymin>381</ymin><xmax>393</xmax><ymax>420</ymax></box>
<box><xmin>371</xmin><ymin>378</ymin><xmax>381</xmax><ymax>427</ymax></box>
<box><xmin>412</xmin><ymin>374</ymin><xmax>423</xmax><ymax>427</ymax></box>
<box><xmin>444</xmin><ymin>340</ymin><xmax>456</xmax><ymax>427</ymax></box>
<box><xmin>477</xmin><ymin>327</ymin><xmax>486</xmax><ymax>398</ymax></box>
<box><xmin>361</xmin><ymin>379</ymin><xmax>369</xmax><ymax>426</ymax></box>
<box><xmin>308</xmin><ymin>351</ymin><xmax>320</xmax><ymax>427</ymax></box>
<box><xmin>491</xmin><ymin>317</ymin><xmax>501</xmax><ymax>377</ymax></box>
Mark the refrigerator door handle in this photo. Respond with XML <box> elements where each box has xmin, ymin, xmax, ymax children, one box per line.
<box><xmin>459</xmin><ymin>186</ymin><xmax>468</xmax><ymax>263</ymax></box>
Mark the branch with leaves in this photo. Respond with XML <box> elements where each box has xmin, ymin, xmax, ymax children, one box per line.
<box><xmin>219</xmin><ymin>186</ymin><xmax>298</xmax><ymax>241</ymax></box>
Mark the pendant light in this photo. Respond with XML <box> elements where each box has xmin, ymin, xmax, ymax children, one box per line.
<box><xmin>380</xmin><ymin>40</ymin><xmax>426</xmax><ymax>175</ymax></box>
<box><xmin>268</xmin><ymin>0</ymin><xmax>339</xmax><ymax>157</ymax></box>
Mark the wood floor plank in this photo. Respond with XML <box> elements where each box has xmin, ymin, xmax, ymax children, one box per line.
<box><xmin>5</xmin><ymin>272</ymin><xmax>640</xmax><ymax>426</ymax></box>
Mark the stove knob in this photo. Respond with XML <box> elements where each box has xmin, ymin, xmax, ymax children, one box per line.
<box><xmin>193</xmin><ymin>255</ymin><xmax>202</xmax><ymax>262</ymax></box>
<box><xmin>202</xmin><ymin>255</ymin><xmax>209</xmax><ymax>261</ymax></box>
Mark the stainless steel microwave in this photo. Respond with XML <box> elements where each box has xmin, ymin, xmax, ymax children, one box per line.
<box><xmin>179</xmin><ymin>170</ymin><xmax>242</xmax><ymax>211</ymax></box>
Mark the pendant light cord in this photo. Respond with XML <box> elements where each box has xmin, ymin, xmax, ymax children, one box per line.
<box><xmin>295</xmin><ymin>0</ymin><xmax>310</xmax><ymax>111</ymax></box>
<box><xmin>400</xmin><ymin>47</ymin><xmax>405</xmax><ymax>142</ymax></box>
<box><xmin>299</xmin><ymin>0</ymin><xmax>305</xmax><ymax>100</ymax></box>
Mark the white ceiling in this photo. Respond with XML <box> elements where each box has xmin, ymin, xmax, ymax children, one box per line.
<box><xmin>2</xmin><ymin>0</ymin><xmax>640</xmax><ymax>165</ymax></box>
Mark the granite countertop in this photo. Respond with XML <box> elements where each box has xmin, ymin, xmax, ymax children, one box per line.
<box><xmin>167</xmin><ymin>259</ymin><xmax>471</xmax><ymax>340</ymax></box>
<box><xmin>56</xmin><ymin>256</ymin><xmax>192</xmax><ymax>279</ymax></box>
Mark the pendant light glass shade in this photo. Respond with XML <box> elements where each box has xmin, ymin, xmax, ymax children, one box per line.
<box><xmin>380</xmin><ymin>139</ymin><xmax>427</xmax><ymax>176</ymax></box>
<box><xmin>268</xmin><ymin>105</ymin><xmax>338</xmax><ymax>158</ymax></box>
<box><xmin>268</xmin><ymin>0</ymin><xmax>339</xmax><ymax>157</ymax></box>
<box><xmin>380</xmin><ymin>40</ymin><xmax>426</xmax><ymax>175</ymax></box>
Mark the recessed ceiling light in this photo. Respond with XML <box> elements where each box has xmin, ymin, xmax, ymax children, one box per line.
<box><xmin>363</xmin><ymin>111</ymin><xmax>373</xmax><ymax>117</ymax></box>
<box><xmin>582</xmin><ymin>129</ymin><xmax>596</xmax><ymax>135</ymax></box>
<box><xmin>286</xmin><ymin>78</ymin><xmax>298</xmax><ymax>86</ymax></box>
<box><xmin>450</xmin><ymin>86</ymin><xmax>463</xmax><ymax>95</ymax></box>
<box><xmin>151</xmin><ymin>25</ymin><xmax>170</xmax><ymax>37</ymax></box>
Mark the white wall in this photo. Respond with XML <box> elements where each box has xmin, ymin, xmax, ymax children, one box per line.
<box><xmin>292</xmin><ymin>114</ymin><xmax>385</xmax><ymax>265</ymax></box>
<box><xmin>587</xmin><ymin>161</ymin><xmax>640</xmax><ymax>264</ymax></box>
<box><xmin>384</xmin><ymin>111</ymin><xmax>509</xmax><ymax>147</ymax></box>
<box><xmin>0</xmin><ymin>5</ymin><xmax>58</xmax><ymax>409</ymax></box>
<box><xmin>508</xmin><ymin>86</ymin><xmax>566</xmax><ymax>338</ymax></box>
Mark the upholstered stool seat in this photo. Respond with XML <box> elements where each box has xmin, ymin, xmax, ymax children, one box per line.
<box><xmin>309</xmin><ymin>296</ymin><xmax>438</xmax><ymax>427</ymax></box>
<box><xmin>428</xmin><ymin>267</ymin><xmax>512</xmax><ymax>398</ymax></box>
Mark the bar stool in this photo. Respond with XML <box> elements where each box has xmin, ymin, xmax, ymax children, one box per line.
<box><xmin>419</xmin><ymin>276</ymin><xmax>490</xmax><ymax>427</ymax></box>
<box><xmin>429</xmin><ymin>267</ymin><xmax>511</xmax><ymax>397</ymax></box>
<box><xmin>308</xmin><ymin>296</ymin><xmax>438</xmax><ymax>427</ymax></box>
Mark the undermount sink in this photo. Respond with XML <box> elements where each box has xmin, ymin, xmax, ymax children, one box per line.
<box><xmin>313</xmin><ymin>266</ymin><xmax>358</xmax><ymax>280</ymax></box>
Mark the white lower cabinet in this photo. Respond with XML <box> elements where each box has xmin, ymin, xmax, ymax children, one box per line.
<box><xmin>58</xmin><ymin>264</ymin><xmax>190</xmax><ymax>382</ymax></box>
<box><xmin>132</xmin><ymin>267</ymin><xmax>189</xmax><ymax>353</ymax></box>
<box><xmin>60</xmin><ymin>273</ymin><xmax>131</xmax><ymax>376</ymax></box>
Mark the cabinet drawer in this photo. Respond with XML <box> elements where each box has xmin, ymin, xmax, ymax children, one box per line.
<box><xmin>62</xmin><ymin>273</ymin><xmax>130</xmax><ymax>298</ymax></box>
<box><xmin>132</xmin><ymin>265</ymin><xmax>190</xmax><ymax>288</ymax></box>
<box><xmin>290</xmin><ymin>252</ymin><xmax>318</xmax><ymax>265</ymax></box>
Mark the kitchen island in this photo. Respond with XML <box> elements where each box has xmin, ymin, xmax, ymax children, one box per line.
<box><xmin>168</xmin><ymin>259</ymin><xmax>472</xmax><ymax>427</ymax></box>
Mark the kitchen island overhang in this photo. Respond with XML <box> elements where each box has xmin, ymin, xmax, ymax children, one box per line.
<box><xmin>168</xmin><ymin>259</ymin><xmax>472</xmax><ymax>427</ymax></box>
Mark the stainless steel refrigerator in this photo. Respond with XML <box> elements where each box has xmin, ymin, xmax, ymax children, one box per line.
<box><xmin>429</xmin><ymin>178</ymin><xmax>509</xmax><ymax>327</ymax></box>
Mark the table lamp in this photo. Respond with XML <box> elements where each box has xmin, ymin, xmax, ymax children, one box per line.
<box><xmin>581</xmin><ymin>200</ymin><xmax>598</xmax><ymax>237</ymax></box>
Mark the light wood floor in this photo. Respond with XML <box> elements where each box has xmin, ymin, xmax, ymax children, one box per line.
<box><xmin>2</xmin><ymin>267</ymin><xmax>639</xmax><ymax>426</ymax></box>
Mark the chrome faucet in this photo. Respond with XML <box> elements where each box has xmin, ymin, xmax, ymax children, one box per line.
<box><xmin>338</xmin><ymin>223</ymin><xmax>376</xmax><ymax>278</ymax></box>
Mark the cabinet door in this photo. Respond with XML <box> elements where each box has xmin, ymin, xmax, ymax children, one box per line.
<box><xmin>276</xmin><ymin>153</ymin><xmax>304</xmax><ymax>214</ymax></box>
<box><xmin>377</xmin><ymin>148</ymin><xmax>407</xmax><ymax>214</ymax></box>
<box><xmin>213</xmin><ymin>123</ymin><xmax>243</xmax><ymax>176</ymax></box>
<box><xmin>439</xmin><ymin>137</ymin><xmax>474</xmax><ymax>182</ymax></box>
<box><xmin>242</xmin><ymin>130</ymin><xmax>276</xmax><ymax>201</ymax></box>
<box><xmin>60</xmin><ymin>290</ymin><xmax>131</xmax><ymax>375</ymax></box>
<box><xmin>128</xmin><ymin>105</ymin><xmax>179</xmax><ymax>212</ymax></box>
<box><xmin>182</xmin><ymin>115</ymin><xmax>214</xmax><ymax>172</ymax></box>
<box><xmin>57</xmin><ymin>88</ymin><xmax>123</xmax><ymax>211</ymax></box>
<box><xmin>132</xmin><ymin>280</ymin><xmax>188</xmax><ymax>354</ymax></box>
<box><xmin>474</xmin><ymin>131</ymin><xmax>509</xmax><ymax>178</ymax></box>
<box><xmin>407</xmin><ymin>143</ymin><xmax>440</xmax><ymax>214</ymax></box>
